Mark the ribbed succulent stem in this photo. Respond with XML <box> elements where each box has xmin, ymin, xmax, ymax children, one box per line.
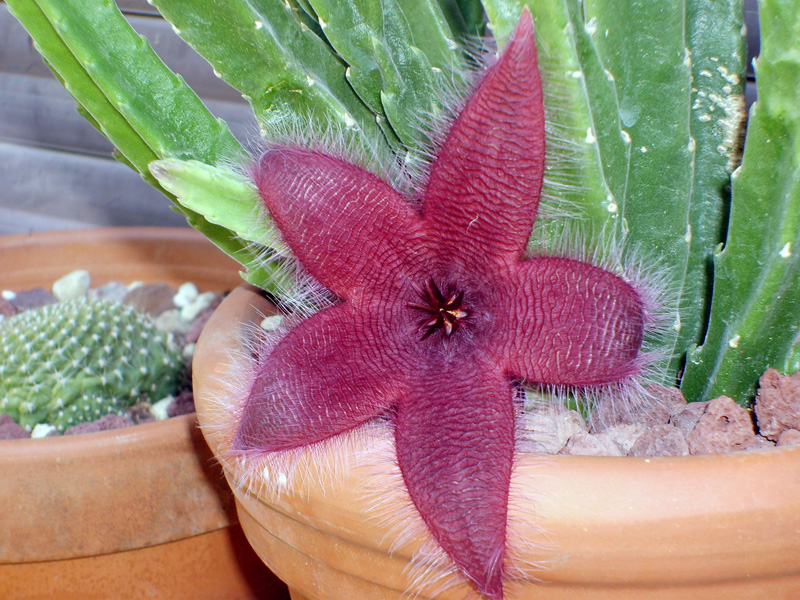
<box><xmin>4</xmin><ymin>0</ymin><xmax>276</xmax><ymax>289</ymax></box>
<box><xmin>682</xmin><ymin>0</ymin><xmax>800</xmax><ymax>403</ymax></box>
<box><xmin>0</xmin><ymin>299</ymin><xmax>183</xmax><ymax>431</ymax></box>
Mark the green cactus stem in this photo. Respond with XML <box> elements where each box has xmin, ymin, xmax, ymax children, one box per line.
<box><xmin>681</xmin><ymin>0</ymin><xmax>800</xmax><ymax>404</ymax></box>
<box><xmin>0</xmin><ymin>299</ymin><xmax>184</xmax><ymax>432</ymax></box>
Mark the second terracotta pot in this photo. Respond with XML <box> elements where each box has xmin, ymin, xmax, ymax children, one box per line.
<box><xmin>0</xmin><ymin>228</ymin><xmax>288</xmax><ymax>600</ymax></box>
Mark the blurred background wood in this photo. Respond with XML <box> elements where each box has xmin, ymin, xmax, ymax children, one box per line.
<box><xmin>0</xmin><ymin>0</ymin><xmax>760</xmax><ymax>235</ymax></box>
<box><xmin>0</xmin><ymin>0</ymin><xmax>252</xmax><ymax>234</ymax></box>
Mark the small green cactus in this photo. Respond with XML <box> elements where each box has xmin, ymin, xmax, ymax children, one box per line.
<box><xmin>0</xmin><ymin>299</ymin><xmax>184</xmax><ymax>431</ymax></box>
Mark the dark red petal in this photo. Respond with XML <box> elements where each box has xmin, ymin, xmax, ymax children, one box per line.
<box><xmin>422</xmin><ymin>11</ymin><xmax>544</xmax><ymax>268</ymax></box>
<box><xmin>395</xmin><ymin>362</ymin><xmax>515</xmax><ymax>600</ymax></box>
<box><xmin>501</xmin><ymin>257</ymin><xmax>645</xmax><ymax>386</ymax></box>
<box><xmin>254</xmin><ymin>148</ymin><xmax>426</xmax><ymax>300</ymax></box>
<box><xmin>233</xmin><ymin>303</ymin><xmax>407</xmax><ymax>452</ymax></box>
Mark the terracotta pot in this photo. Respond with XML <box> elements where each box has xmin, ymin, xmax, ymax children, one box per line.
<box><xmin>0</xmin><ymin>228</ymin><xmax>288</xmax><ymax>600</ymax></box>
<box><xmin>194</xmin><ymin>284</ymin><xmax>800</xmax><ymax>600</ymax></box>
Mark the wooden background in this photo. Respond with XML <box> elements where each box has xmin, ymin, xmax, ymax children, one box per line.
<box><xmin>1</xmin><ymin>0</ymin><xmax>760</xmax><ymax>235</ymax></box>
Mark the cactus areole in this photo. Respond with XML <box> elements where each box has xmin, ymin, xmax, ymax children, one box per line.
<box><xmin>234</xmin><ymin>12</ymin><xmax>645</xmax><ymax>599</ymax></box>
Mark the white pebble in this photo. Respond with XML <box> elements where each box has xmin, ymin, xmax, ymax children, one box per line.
<box><xmin>180</xmin><ymin>291</ymin><xmax>215</xmax><ymax>321</ymax></box>
<box><xmin>260</xmin><ymin>314</ymin><xmax>284</xmax><ymax>331</ymax></box>
<box><xmin>182</xmin><ymin>343</ymin><xmax>196</xmax><ymax>360</ymax></box>
<box><xmin>173</xmin><ymin>282</ymin><xmax>199</xmax><ymax>308</ymax></box>
<box><xmin>155</xmin><ymin>309</ymin><xmax>191</xmax><ymax>335</ymax></box>
<box><xmin>151</xmin><ymin>396</ymin><xmax>173</xmax><ymax>421</ymax></box>
<box><xmin>31</xmin><ymin>423</ymin><xmax>58</xmax><ymax>438</ymax></box>
<box><xmin>53</xmin><ymin>270</ymin><xmax>91</xmax><ymax>301</ymax></box>
<box><xmin>1</xmin><ymin>290</ymin><xmax>16</xmax><ymax>300</ymax></box>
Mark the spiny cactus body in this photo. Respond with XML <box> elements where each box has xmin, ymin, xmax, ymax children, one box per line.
<box><xmin>0</xmin><ymin>298</ymin><xmax>183</xmax><ymax>431</ymax></box>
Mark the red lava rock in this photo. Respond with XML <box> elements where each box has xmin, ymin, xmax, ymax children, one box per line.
<box><xmin>11</xmin><ymin>287</ymin><xmax>57</xmax><ymax>311</ymax></box>
<box><xmin>743</xmin><ymin>435</ymin><xmax>776</xmax><ymax>451</ymax></box>
<box><xmin>587</xmin><ymin>399</ymin><xmax>621</xmax><ymax>432</ymax></box>
<box><xmin>63</xmin><ymin>414</ymin><xmax>135</xmax><ymax>435</ymax></box>
<box><xmin>686</xmin><ymin>396</ymin><xmax>757</xmax><ymax>455</ymax></box>
<box><xmin>518</xmin><ymin>403</ymin><xmax>587</xmax><ymax>454</ymax></box>
<box><xmin>628</xmin><ymin>424</ymin><xmax>689</xmax><ymax>457</ymax></box>
<box><xmin>670</xmin><ymin>401</ymin><xmax>708</xmax><ymax>437</ymax></box>
<box><xmin>777</xmin><ymin>429</ymin><xmax>800</xmax><ymax>447</ymax></box>
<box><xmin>0</xmin><ymin>414</ymin><xmax>30</xmax><ymax>440</ymax></box>
<box><xmin>0</xmin><ymin>297</ymin><xmax>18</xmax><ymax>318</ymax></box>
<box><xmin>122</xmin><ymin>283</ymin><xmax>177</xmax><ymax>317</ymax></box>
<box><xmin>754</xmin><ymin>369</ymin><xmax>800</xmax><ymax>441</ymax></box>
<box><xmin>589</xmin><ymin>385</ymin><xmax>685</xmax><ymax>432</ymax></box>
<box><xmin>185</xmin><ymin>295</ymin><xmax>223</xmax><ymax>344</ymax></box>
<box><xmin>560</xmin><ymin>432</ymin><xmax>623</xmax><ymax>456</ymax></box>
<box><xmin>648</xmin><ymin>385</ymin><xmax>688</xmax><ymax>421</ymax></box>
<box><xmin>167</xmin><ymin>390</ymin><xmax>195</xmax><ymax>417</ymax></box>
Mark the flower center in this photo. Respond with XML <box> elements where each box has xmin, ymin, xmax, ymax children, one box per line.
<box><xmin>407</xmin><ymin>279</ymin><xmax>469</xmax><ymax>340</ymax></box>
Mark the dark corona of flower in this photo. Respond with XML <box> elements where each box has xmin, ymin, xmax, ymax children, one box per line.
<box><xmin>408</xmin><ymin>279</ymin><xmax>469</xmax><ymax>339</ymax></box>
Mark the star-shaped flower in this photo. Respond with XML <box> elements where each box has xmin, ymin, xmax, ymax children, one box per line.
<box><xmin>233</xmin><ymin>11</ymin><xmax>645</xmax><ymax>599</ymax></box>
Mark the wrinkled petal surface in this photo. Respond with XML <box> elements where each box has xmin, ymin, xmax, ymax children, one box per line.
<box><xmin>233</xmin><ymin>303</ymin><xmax>407</xmax><ymax>452</ymax></box>
<box><xmin>502</xmin><ymin>257</ymin><xmax>645</xmax><ymax>386</ymax></box>
<box><xmin>254</xmin><ymin>148</ymin><xmax>425</xmax><ymax>299</ymax></box>
<box><xmin>422</xmin><ymin>14</ymin><xmax>545</xmax><ymax>269</ymax></box>
<box><xmin>395</xmin><ymin>360</ymin><xmax>515</xmax><ymax>600</ymax></box>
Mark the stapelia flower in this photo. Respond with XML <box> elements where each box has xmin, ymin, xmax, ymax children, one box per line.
<box><xmin>234</xmin><ymin>10</ymin><xmax>645</xmax><ymax>600</ymax></box>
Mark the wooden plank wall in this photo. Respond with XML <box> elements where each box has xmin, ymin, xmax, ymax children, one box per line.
<box><xmin>1</xmin><ymin>0</ymin><xmax>759</xmax><ymax>235</ymax></box>
<box><xmin>0</xmin><ymin>0</ymin><xmax>252</xmax><ymax>234</ymax></box>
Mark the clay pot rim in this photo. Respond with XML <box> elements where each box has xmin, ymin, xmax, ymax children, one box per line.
<box><xmin>0</xmin><ymin>225</ymin><xmax>202</xmax><ymax>246</ymax></box>
<box><xmin>0</xmin><ymin>226</ymin><xmax>243</xmax><ymax>292</ymax></box>
<box><xmin>0</xmin><ymin>411</ymin><xmax>196</xmax><ymax>452</ymax></box>
<box><xmin>0</xmin><ymin>409</ymin><xmax>236</xmax><ymax>564</ymax></box>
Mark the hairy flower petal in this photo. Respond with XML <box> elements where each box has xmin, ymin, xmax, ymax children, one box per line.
<box><xmin>239</xmin><ymin>9</ymin><xmax>647</xmax><ymax>599</ymax></box>
<box><xmin>233</xmin><ymin>303</ymin><xmax>407</xmax><ymax>452</ymax></box>
<box><xmin>395</xmin><ymin>361</ymin><xmax>515</xmax><ymax>600</ymax></box>
<box><xmin>254</xmin><ymin>148</ymin><xmax>426</xmax><ymax>300</ymax></box>
<box><xmin>422</xmin><ymin>13</ymin><xmax>544</xmax><ymax>269</ymax></box>
<box><xmin>503</xmin><ymin>257</ymin><xmax>645</xmax><ymax>386</ymax></box>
